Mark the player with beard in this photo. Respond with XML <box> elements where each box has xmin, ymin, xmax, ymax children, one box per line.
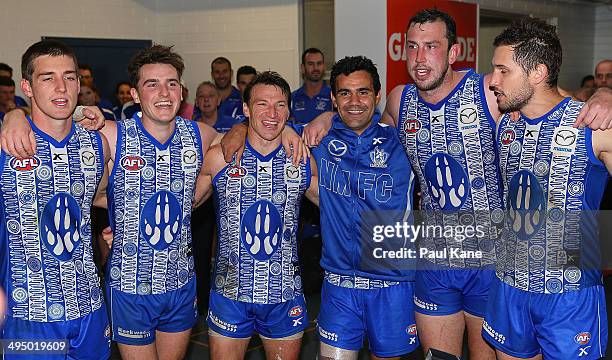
<box><xmin>290</xmin><ymin>48</ymin><xmax>333</xmax><ymax>124</ymax></box>
<box><xmin>483</xmin><ymin>17</ymin><xmax>611</xmax><ymax>360</ymax></box>
<box><xmin>303</xmin><ymin>8</ymin><xmax>612</xmax><ymax>359</ymax></box>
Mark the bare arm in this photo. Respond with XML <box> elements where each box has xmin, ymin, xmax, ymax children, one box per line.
<box><xmin>591</xmin><ymin>127</ymin><xmax>612</xmax><ymax>174</ymax></box>
<box><xmin>193</xmin><ymin>144</ymin><xmax>227</xmax><ymax>208</ymax></box>
<box><xmin>381</xmin><ymin>85</ymin><xmax>405</xmax><ymax>127</ymax></box>
<box><xmin>1</xmin><ymin>105</ymin><xmax>106</xmax><ymax>159</ymax></box>
<box><xmin>305</xmin><ymin>154</ymin><xmax>319</xmax><ymax>206</ymax></box>
<box><xmin>574</xmin><ymin>87</ymin><xmax>612</xmax><ymax>130</ymax></box>
<box><xmin>302</xmin><ymin>111</ymin><xmax>335</xmax><ymax>147</ymax></box>
<box><xmin>92</xmin><ymin>133</ymin><xmax>112</xmax><ymax>209</ymax></box>
<box><xmin>192</xmin><ymin>122</ymin><xmax>219</xmax><ymax>208</ymax></box>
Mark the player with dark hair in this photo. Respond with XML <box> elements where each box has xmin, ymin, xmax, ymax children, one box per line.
<box><xmin>483</xmin><ymin>17</ymin><xmax>611</xmax><ymax>359</ymax></box>
<box><xmin>0</xmin><ymin>39</ymin><xmax>111</xmax><ymax>360</ymax></box>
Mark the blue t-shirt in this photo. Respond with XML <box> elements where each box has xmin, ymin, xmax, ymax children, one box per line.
<box><xmin>290</xmin><ymin>82</ymin><xmax>332</xmax><ymax>124</ymax></box>
<box><xmin>14</xmin><ymin>96</ymin><xmax>27</xmax><ymax>108</ymax></box>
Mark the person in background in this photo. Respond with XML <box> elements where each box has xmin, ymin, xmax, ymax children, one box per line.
<box><xmin>178</xmin><ymin>80</ymin><xmax>194</xmax><ymax>120</ymax></box>
<box><xmin>0</xmin><ymin>63</ymin><xmax>28</xmax><ymax>108</ymax></box>
<box><xmin>236</xmin><ymin>65</ymin><xmax>257</xmax><ymax>100</ymax></box>
<box><xmin>290</xmin><ymin>48</ymin><xmax>332</xmax><ymax>124</ymax></box>
<box><xmin>112</xmin><ymin>81</ymin><xmax>133</xmax><ymax>120</ymax></box>
<box><xmin>78</xmin><ymin>63</ymin><xmax>113</xmax><ymax>111</ymax></box>
<box><xmin>78</xmin><ymin>83</ymin><xmax>116</xmax><ymax>120</ymax></box>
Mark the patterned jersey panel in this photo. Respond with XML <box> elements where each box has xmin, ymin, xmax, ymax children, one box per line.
<box><xmin>0</xmin><ymin>122</ymin><xmax>104</xmax><ymax>322</ymax></box>
<box><xmin>497</xmin><ymin>99</ymin><xmax>607</xmax><ymax>293</ymax></box>
<box><xmin>212</xmin><ymin>142</ymin><xmax>308</xmax><ymax>304</ymax></box>
<box><xmin>107</xmin><ymin>115</ymin><xmax>202</xmax><ymax>295</ymax></box>
<box><xmin>397</xmin><ymin>71</ymin><xmax>504</xmax><ymax>268</ymax></box>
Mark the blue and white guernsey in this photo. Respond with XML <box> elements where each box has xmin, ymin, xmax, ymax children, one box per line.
<box><xmin>497</xmin><ymin>98</ymin><xmax>608</xmax><ymax>293</ymax></box>
<box><xmin>0</xmin><ymin>118</ymin><xmax>104</xmax><ymax>322</ymax></box>
<box><xmin>397</xmin><ymin>70</ymin><xmax>504</xmax><ymax>268</ymax></box>
<box><xmin>212</xmin><ymin>141</ymin><xmax>309</xmax><ymax>304</ymax></box>
<box><xmin>107</xmin><ymin>113</ymin><xmax>203</xmax><ymax>295</ymax></box>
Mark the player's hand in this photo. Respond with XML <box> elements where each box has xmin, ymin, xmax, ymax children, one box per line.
<box><xmin>101</xmin><ymin>226</ymin><xmax>113</xmax><ymax>249</ymax></box>
<box><xmin>574</xmin><ymin>87</ymin><xmax>612</xmax><ymax>129</ymax></box>
<box><xmin>302</xmin><ymin>112</ymin><xmax>334</xmax><ymax>147</ymax></box>
<box><xmin>220</xmin><ymin>122</ymin><xmax>248</xmax><ymax>164</ymax></box>
<box><xmin>0</xmin><ymin>109</ymin><xmax>36</xmax><ymax>159</ymax></box>
<box><xmin>282</xmin><ymin>126</ymin><xmax>309</xmax><ymax>166</ymax></box>
<box><xmin>74</xmin><ymin>106</ymin><xmax>105</xmax><ymax>130</ymax></box>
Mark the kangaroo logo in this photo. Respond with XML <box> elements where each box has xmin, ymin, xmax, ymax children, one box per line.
<box><xmin>424</xmin><ymin>154</ymin><xmax>469</xmax><ymax>210</ymax></box>
<box><xmin>507</xmin><ymin>170</ymin><xmax>545</xmax><ymax>240</ymax></box>
<box><xmin>140</xmin><ymin>190</ymin><xmax>182</xmax><ymax>250</ymax></box>
<box><xmin>40</xmin><ymin>193</ymin><xmax>82</xmax><ymax>261</ymax></box>
<box><xmin>240</xmin><ymin>200</ymin><xmax>282</xmax><ymax>261</ymax></box>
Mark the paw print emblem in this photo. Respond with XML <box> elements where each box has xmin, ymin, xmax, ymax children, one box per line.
<box><xmin>507</xmin><ymin>170</ymin><xmax>545</xmax><ymax>240</ymax></box>
<box><xmin>140</xmin><ymin>190</ymin><xmax>182</xmax><ymax>250</ymax></box>
<box><xmin>40</xmin><ymin>193</ymin><xmax>82</xmax><ymax>261</ymax></box>
<box><xmin>424</xmin><ymin>154</ymin><xmax>469</xmax><ymax>210</ymax></box>
<box><xmin>240</xmin><ymin>200</ymin><xmax>282</xmax><ymax>261</ymax></box>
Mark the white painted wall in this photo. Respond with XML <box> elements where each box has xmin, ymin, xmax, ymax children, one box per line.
<box><xmin>154</xmin><ymin>1</ymin><xmax>301</xmax><ymax>99</ymax></box>
<box><xmin>0</xmin><ymin>0</ymin><xmax>301</xmax><ymax>100</ymax></box>
<box><xmin>0</xmin><ymin>0</ymin><xmax>155</xmax><ymax>98</ymax></box>
<box><xmin>334</xmin><ymin>0</ymin><xmax>387</xmax><ymax>101</ymax></box>
<box><xmin>594</xmin><ymin>5</ymin><xmax>612</xmax><ymax>68</ymax></box>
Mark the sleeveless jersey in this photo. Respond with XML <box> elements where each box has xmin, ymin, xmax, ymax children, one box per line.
<box><xmin>0</xmin><ymin>119</ymin><xmax>104</xmax><ymax>322</ymax></box>
<box><xmin>497</xmin><ymin>98</ymin><xmax>608</xmax><ymax>293</ymax></box>
<box><xmin>397</xmin><ymin>70</ymin><xmax>504</xmax><ymax>268</ymax></box>
<box><xmin>313</xmin><ymin>114</ymin><xmax>416</xmax><ymax>284</ymax></box>
<box><xmin>212</xmin><ymin>141</ymin><xmax>309</xmax><ymax>304</ymax></box>
<box><xmin>106</xmin><ymin>114</ymin><xmax>203</xmax><ymax>295</ymax></box>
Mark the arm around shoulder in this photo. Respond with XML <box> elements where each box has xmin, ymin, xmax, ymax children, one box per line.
<box><xmin>381</xmin><ymin>85</ymin><xmax>405</xmax><ymax>127</ymax></box>
<box><xmin>305</xmin><ymin>154</ymin><xmax>319</xmax><ymax>207</ymax></box>
<box><xmin>591</xmin><ymin>127</ymin><xmax>612</xmax><ymax>174</ymax></box>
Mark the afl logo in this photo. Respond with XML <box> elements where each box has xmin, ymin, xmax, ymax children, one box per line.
<box><xmin>575</xmin><ymin>332</ymin><xmax>591</xmax><ymax>345</ymax></box>
<box><xmin>501</xmin><ymin>129</ymin><xmax>516</xmax><ymax>145</ymax></box>
<box><xmin>288</xmin><ymin>306</ymin><xmax>303</xmax><ymax>317</ymax></box>
<box><xmin>121</xmin><ymin>155</ymin><xmax>146</xmax><ymax>171</ymax></box>
<box><xmin>404</xmin><ymin>119</ymin><xmax>421</xmax><ymax>134</ymax></box>
<box><xmin>10</xmin><ymin>156</ymin><xmax>41</xmax><ymax>171</ymax></box>
<box><xmin>406</xmin><ymin>324</ymin><xmax>417</xmax><ymax>335</ymax></box>
<box><xmin>226</xmin><ymin>165</ymin><xmax>247</xmax><ymax>178</ymax></box>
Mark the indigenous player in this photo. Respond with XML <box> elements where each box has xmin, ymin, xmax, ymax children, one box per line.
<box><xmin>312</xmin><ymin>56</ymin><xmax>419</xmax><ymax>359</ymax></box>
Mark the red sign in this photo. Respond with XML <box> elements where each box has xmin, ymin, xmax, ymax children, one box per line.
<box><xmin>386</xmin><ymin>0</ymin><xmax>478</xmax><ymax>94</ymax></box>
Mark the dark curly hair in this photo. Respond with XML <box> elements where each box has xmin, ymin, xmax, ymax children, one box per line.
<box><xmin>494</xmin><ymin>17</ymin><xmax>562</xmax><ymax>87</ymax></box>
<box><xmin>330</xmin><ymin>56</ymin><xmax>381</xmax><ymax>96</ymax></box>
